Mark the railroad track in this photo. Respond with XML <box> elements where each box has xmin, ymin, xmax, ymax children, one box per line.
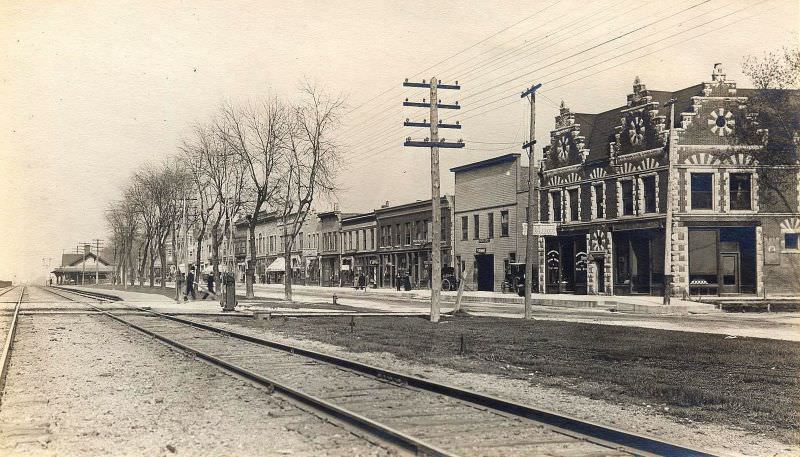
<box><xmin>54</xmin><ymin>286</ymin><xmax>716</xmax><ymax>457</ymax></box>
<box><xmin>0</xmin><ymin>286</ymin><xmax>24</xmax><ymax>404</ymax></box>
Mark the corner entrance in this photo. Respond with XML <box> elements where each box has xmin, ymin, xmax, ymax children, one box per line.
<box><xmin>475</xmin><ymin>254</ymin><xmax>494</xmax><ymax>291</ymax></box>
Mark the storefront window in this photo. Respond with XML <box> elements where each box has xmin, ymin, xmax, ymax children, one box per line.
<box><xmin>691</xmin><ymin>173</ymin><xmax>714</xmax><ymax>210</ymax></box>
<box><xmin>689</xmin><ymin>230</ymin><xmax>717</xmax><ymax>284</ymax></box>
<box><xmin>729</xmin><ymin>173</ymin><xmax>752</xmax><ymax>210</ymax></box>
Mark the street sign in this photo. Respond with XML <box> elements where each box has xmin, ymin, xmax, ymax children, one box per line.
<box><xmin>522</xmin><ymin>222</ymin><xmax>558</xmax><ymax>236</ymax></box>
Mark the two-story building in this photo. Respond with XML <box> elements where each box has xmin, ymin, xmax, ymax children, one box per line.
<box><xmin>535</xmin><ymin>65</ymin><xmax>799</xmax><ymax>297</ymax></box>
<box><xmin>340</xmin><ymin>212</ymin><xmax>378</xmax><ymax>286</ymax></box>
<box><xmin>374</xmin><ymin>197</ymin><xmax>454</xmax><ymax>289</ymax></box>
<box><xmin>317</xmin><ymin>210</ymin><xmax>350</xmax><ymax>286</ymax></box>
<box><xmin>451</xmin><ymin>154</ymin><xmax>528</xmax><ymax>291</ymax></box>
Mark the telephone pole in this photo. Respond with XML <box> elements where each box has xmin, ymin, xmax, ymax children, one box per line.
<box><xmin>663</xmin><ymin>99</ymin><xmax>677</xmax><ymax>306</ymax></box>
<box><xmin>92</xmin><ymin>239</ymin><xmax>103</xmax><ymax>284</ymax></box>
<box><xmin>403</xmin><ymin>77</ymin><xmax>464</xmax><ymax>323</ymax></box>
<box><xmin>521</xmin><ymin>83</ymin><xmax>542</xmax><ymax>320</ymax></box>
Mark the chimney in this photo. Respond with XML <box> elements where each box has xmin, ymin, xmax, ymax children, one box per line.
<box><xmin>712</xmin><ymin>63</ymin><xmax>725</xmax><ymax>82</ymax></box>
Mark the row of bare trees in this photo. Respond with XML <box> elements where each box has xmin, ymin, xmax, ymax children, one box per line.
<box><xmin>105</xmin><ymin>83</ymin><xmax>344</xmax><ymax>301</ymax></box>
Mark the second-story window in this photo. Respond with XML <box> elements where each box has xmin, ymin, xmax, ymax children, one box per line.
<box><xmin>691</xmin><ymin>173</ymin><xmax>714</xmax><ymax>210</ymax></box>
<box><xmin>500</xmin><ymin>210</ymin><xmax>509</xmax><ymax>237</ymax></box>
<box><xmin>404</xmin><ymin>222</ymin><xmax>411</xmax><ymax>245</ymax></box>
<box><xmin>621</xmin><ymin>180</ymin><xmax>635</xmax><ymax>216</ymax></box>
<box><xmin>594</xmin><ymin>183</ymin><xmax>604</xmax><ymax>219</ymax></box>
<box><xmin>487</xmin><ymin>213</ymin><xmax>494</xmax><ymax>238</ymax></box>
<box><xmin>729</xmin><ymin>173</ymin><xmax>752</xmax><ymax>210</ymax></box>
<box><xmin>473</xmin><ymin>214</ymin><xmax>480</xmax><ymax>239</ymax></box>
<box><xmin>551</xmin><ymin>191</ymin><xmax>562</xmax><ymax>222</ymax></box>
<box><xmin>395</xmin><ymin>224</ymin><xmax>401</xmax><ymax>245</ymax></box>
<box><xmin>568</xmin><ymin>188</ymin><xmax>579</xmax><ymax>221</ymax></box>
<box><xmin>643</xmin><ymin>176</ymin><xmax>657</xmax><ymax>213</ymax></box>
<box><xmin>461</xmin><ymin>216</ymin><xmax>468</xmax><ymax>240</ymax></box>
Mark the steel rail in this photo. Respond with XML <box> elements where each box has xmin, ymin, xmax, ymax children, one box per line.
<box><xmin>0</xmin><ymin>286</ymin><xmax>20</xmax><ymax>299</ymax></box>
<box><xmin>48</xmin><ymin>287</ymin><xmax>455</xmax><ymax>457</ymax></box>
<box><xmin>58</xmin><ymin>286</ymin><xmax>718</xmax><ymax>457</ymax></box>
<box><xmin>0</xmin><ymin>286</ymin><xmax>24</xmax><ymax>404</ymax></box>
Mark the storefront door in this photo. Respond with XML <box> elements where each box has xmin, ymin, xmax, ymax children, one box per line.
<box><xmin>475</xmin><ymin>254</ymin><xmax>494</xmax><ymax>291</ymax></box>
<box><xmin>720</xmin><ymin>253</ymin><xmax>740</xmax><ymax>294</ymax></box>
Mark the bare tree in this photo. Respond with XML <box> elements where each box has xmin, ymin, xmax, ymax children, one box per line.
<box><xmin>105</xmin><ymin>197</ymin><xmax>139</xmax><ymax>290</ymax></box>
<box><xmin>196</xmin><ymin>121</ymin><xmax>246</xmax><ymax>289</ymax></box>
<box><xmin>277</xmin><ymin>82</ymin><xmax>345</xmax><ymax>301</ymax></box>
<box><xmin>126</xmin><ymin>175</ymin><xmax>158</xmax><ymax>287</ymax></box>
<box><xmin>217</xmin><ymin>97</ymin><xmax>288</xmax><ymax>298</ymax></box>
<box><xmin>180</xmin><ymin>125</ymin><xmax>221</xmax><ymax>293</ymax></box>
<box><xmin>735</xmin><ymin>47</ymin><xmax>800</xmax><ymax>211</ymax></box>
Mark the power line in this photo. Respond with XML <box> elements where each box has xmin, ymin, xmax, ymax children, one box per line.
<box><xmin>338</xmin><ymin>0</ymin><xmax>562</xmax><ymax>123</ymax></box>
<box><xmin>342</xmin><ymin>0</ymin><xmax>701</xmax><ymax>150</ymax></box>
<box><xmin>345</xmin><ymin>0</ymin><xmax>764</xmax><ymax>166</ymax></box>
<box><xmin>456</xmin><ymin>0</ymin><xmax>763</xmax><ymax>123</ymax></box>
<box><xmin>459</xmin><ymin>0</ymin><xmax>712</xmax><ymax>104</ymax></box>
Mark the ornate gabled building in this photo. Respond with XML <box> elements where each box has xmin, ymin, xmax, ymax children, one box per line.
<box><xmin>536</xmin><ymin>64</ymin><xmax>800</xmax><ymax>297</ymax></box>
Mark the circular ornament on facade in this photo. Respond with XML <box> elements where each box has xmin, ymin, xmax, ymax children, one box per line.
<box><xmin>558</xmin><ymin>135</ymin><xmax>569</xmax><ymax>160</ymax></box>
<box><xmin>628</xmin><ymin>116</ymin><xmax>645</xmax><ymax>145</ymax></box>
<box><xmin>708</xmin><ymin>108</ymin><xmax>734</xmax><ymax>136</ymax></box>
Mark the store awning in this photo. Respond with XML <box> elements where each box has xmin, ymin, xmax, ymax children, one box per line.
<box><xmin>266</xmin><ymin>257</ymin><xmax>285</xmax><ymax>272</ymax></box>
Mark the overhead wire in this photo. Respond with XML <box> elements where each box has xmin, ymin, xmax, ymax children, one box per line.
<box><xmin>345</xmin><ymin>0</ymin><xmax>700</xmax><ymax>152</ymax></box>
<box><xmin>457</xmin><ymin>0</ymin><xmax>764</xmax><ymax>123</ymax></box>
<box><xmin>345</xmin><ymin>0</ymin><xmax>706</xmax><ymax>159</ymax></box>
<box><xmin>346</xmin><ymin>0</ymin><xmax>764</xmax><ymax>166</ymax></box>
<box><xmin>340</xmin><ymin>0</ymin><xmax>657</xmax><ymax>155</ymax></box>
<box><xmin>336</xmin><ymin>0</ymin><xmax>562</xmax><ymax>135</ymax></box>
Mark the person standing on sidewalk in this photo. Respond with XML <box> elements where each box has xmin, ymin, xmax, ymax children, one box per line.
<box><xmin>185</xmin><ymin>266</ymin><xmax>196</xmax><ymax>301</ymax></box>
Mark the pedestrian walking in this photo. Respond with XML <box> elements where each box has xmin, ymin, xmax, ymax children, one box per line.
<box><xmin>202</xmin><ymin>273</ymin><xmax>216</xmax><ymax>300</ymax></box>
<box><xmin>185</xmin><ymin>266</ymin><xmax>196</xmax><ymax>301</ymax></box>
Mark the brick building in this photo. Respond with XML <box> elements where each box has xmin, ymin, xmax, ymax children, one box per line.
<box><xmin>534</xmin><ymin>65</ymin><xmax>799</xmax><ymax>297</ymax></box>
<box><xmin>340</xmin><ymin>212</ymin><xmax>378</xmax><ymax>286</ymax></box>
<box><xmin>375</xmin><ymin>197</ymin><xmax>454</xmax><ymax>289</ymax></box>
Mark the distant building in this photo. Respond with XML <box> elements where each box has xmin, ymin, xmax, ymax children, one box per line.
<box><xmin>374</xmin><ymin>197</ymin><xmax>454</xmax><ymax>289</ymax></box>
<box><xmin>52</xmin><ymin>251</ymin><xmax>113</xmax><ymax>285</ymax></box>
<box><xmin>340</xmin><ymin>212</ymin><xmax>378</xmax><ymax>287</ymax></box>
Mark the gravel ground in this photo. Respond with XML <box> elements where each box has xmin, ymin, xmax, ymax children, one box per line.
<box><xmin>0</xmin><ymin>313</ymin><xmax>392</xmax><ymax>457</ymax></box>
<box><xmin>196</xmin><ymin>317</ymin><xmax>800</xmax><ymax>457</ymax></box>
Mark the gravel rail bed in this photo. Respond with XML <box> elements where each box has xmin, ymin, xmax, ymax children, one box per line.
<box><xmin>0</xmin><ymin>313</ymin><xmax>391</xmax><ymax>456</ymax></box>
<box><xmin>109</xmin><ymin>312</ymin><xmax>652</xmax><ymax>457</ymax></box>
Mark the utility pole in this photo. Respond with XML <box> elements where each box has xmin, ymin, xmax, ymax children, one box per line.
<box><xmin>80</xmin><ymin>242</ymin><xmax>90</xmax><ymax>285</ymax></box>
<box><xmin>663</xmin><ymin>99</ymin><xmax>677</xmax><ymax>306</ymax></box>
<box><xmin>92</xmin><ymin>239</ymin><xmax>103</xmax><ymax>284</ymax></box>
<box><xmin>521</xmin><ymin>83</ymin><xmax>542</xmax><ymax>320</ymax></box>
<box><xmin>403</xmin><ymin>77</ymin><xmax>464</xmax><ymax>323</ymax></box>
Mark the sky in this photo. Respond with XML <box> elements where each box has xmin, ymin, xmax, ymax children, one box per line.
<box><xmin>1</xmin><ymin>0</ymin><xmax>798</xmax><ymax>282</ymax></box>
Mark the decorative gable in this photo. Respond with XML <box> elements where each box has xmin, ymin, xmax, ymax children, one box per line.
<box><xmin>546</xmin><ymin>101</ymin><xmax>589</xmax><ymax>168</ymax></box>
<box><xmin>615</xmin><ymin>77</ymin><xmax>668</xmax><ymax>155</ymax></box>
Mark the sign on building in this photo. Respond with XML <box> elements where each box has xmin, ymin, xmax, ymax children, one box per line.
<box><xmin>522</xmin><ymin>222</ymin><xmax>559</xmax><ymax>236</ymax></box>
